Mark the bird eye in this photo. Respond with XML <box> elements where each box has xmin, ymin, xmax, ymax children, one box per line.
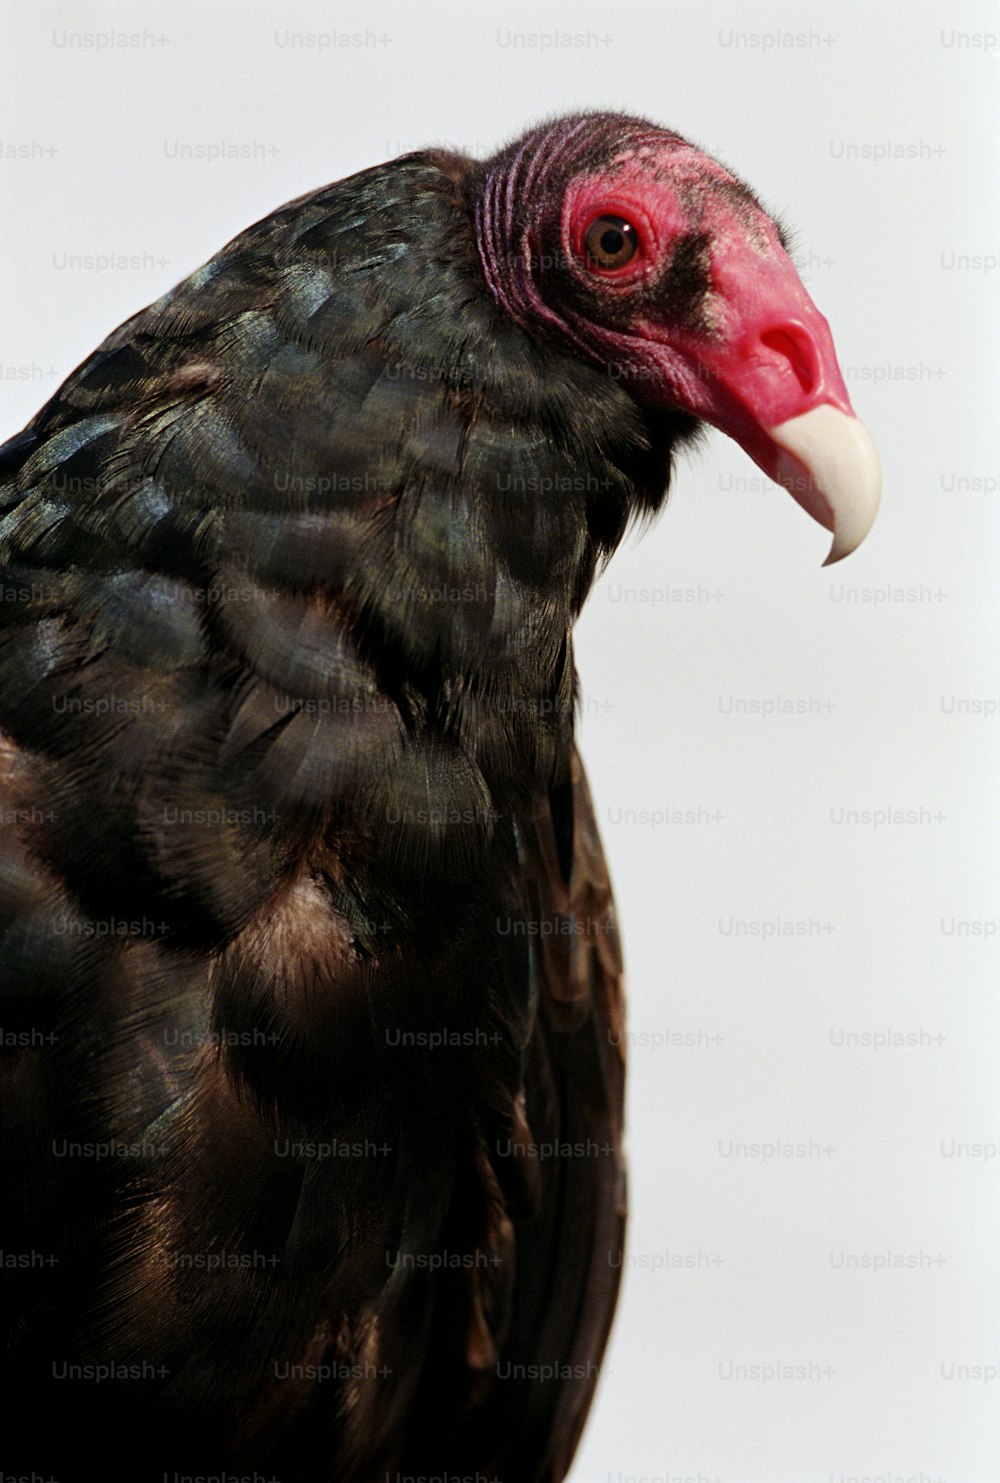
<box><xmin>583</xmin><ymin>214</ymin><xmax>640</xmax><ymax>271</ymax></box>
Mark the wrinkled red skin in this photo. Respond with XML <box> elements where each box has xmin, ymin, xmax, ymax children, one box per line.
<box><xmin>560</xmin><ymin>160</ymin><xmax>857</xmax><ymax>488</ymax></box>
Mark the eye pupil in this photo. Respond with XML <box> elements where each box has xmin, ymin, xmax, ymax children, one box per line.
<box><xmin>583</xmin><ymin>214</ymin><xmax>639</xmax><ymax>271</ymax></box>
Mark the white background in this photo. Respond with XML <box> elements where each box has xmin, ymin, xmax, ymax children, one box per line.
<box><xmin>2</xmin><ymin>2</ymin><xmax>998</xmax><ymax>1480</ymax></box>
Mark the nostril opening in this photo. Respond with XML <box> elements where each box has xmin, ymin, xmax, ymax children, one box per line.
<box><xmin>761</xmin><ymin>327</ymin><xmax>815</xmax><ymax>395</ymax></box>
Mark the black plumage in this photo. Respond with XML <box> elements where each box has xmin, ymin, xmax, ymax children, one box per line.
<box><xmin>0</xmin><ymin>112</ymin><xmax>876</xmax><ymax>1480</ymax></box>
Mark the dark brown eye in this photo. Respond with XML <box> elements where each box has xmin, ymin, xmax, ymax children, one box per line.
<box><xmin>583</xmin><ymin>214</ymin><xmax>640</xmax><ymax>270</ymax></box>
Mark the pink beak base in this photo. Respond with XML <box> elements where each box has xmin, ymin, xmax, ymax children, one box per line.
<box><xmin>648</xmin><ymin>238</ymin><xmax>882</xmax><ymax>564</ymax></box>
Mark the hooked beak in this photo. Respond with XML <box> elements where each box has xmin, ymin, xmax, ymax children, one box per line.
<box><xmin>645</xmin><ymin>244</ymin><xmax>881</xmax><ymax>563</ymax></box>
<box><xmin>768</xmin><ymin>405</ymin><xmax>880</xmax><ymax>565</ymax></box>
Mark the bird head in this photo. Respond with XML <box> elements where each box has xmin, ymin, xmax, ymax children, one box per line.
<box><xmin>475</xmin><ymin>112</ymin><xmax>879</xmax><ymax>564</ymax></box>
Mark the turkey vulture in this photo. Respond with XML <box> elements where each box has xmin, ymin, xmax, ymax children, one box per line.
<box><xmin>0</xmin><ymin>112</ymin><xmax>878</xmax><ymax>1480</ymax></box>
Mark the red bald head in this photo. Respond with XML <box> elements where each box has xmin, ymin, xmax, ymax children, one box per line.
<box><xmin>475</xmin><ymin>112</ymin><xmax>879</xmax><ymax>563</ymax></box>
